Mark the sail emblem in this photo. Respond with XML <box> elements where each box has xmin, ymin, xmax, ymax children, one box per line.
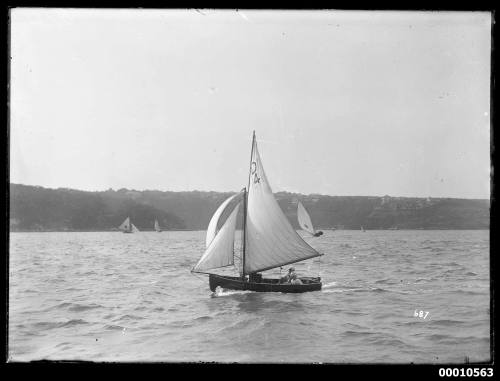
<box><xmin>251</xmin><ymin>162</ymin><xmax>261</xmax><ymax>184</ymax></box>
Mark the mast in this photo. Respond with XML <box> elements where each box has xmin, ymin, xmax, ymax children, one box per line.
<box><xmin>241</xmin><ymin>187</ymin><xmax>247</xmax><ymax>278</ymax></box>
<box><xmin>242</xmin><ymin>130</ymin><xmax>256</xmax><ymax>279</ymax></box>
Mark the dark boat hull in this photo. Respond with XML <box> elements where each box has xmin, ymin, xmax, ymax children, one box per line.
<box><xmin>209</xmin><ymin>274</ymin><xmax>322</xmax><ymax>293</ymax></box>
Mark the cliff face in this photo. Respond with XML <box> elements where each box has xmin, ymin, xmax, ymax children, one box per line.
<box><xmin>9</xmin><ymin>184</ymin><xmax>489</xmax><ymax>231</ymax></box>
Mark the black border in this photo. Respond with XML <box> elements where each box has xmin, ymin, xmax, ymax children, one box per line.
<box><xmin>2</xmin><ymin>5</ymin><xmax>497</xmax><ymax>379</ymax></box>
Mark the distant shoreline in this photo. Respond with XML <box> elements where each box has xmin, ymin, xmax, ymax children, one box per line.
<box><xmin>9</xmin><ymin>228</ymin><xmax>490</xmax><ymax>233</ymax></box>
<box><xmin>10</xmin><ymin>183</ymin><xmax>490</xmax><ymax>231</ymax></box>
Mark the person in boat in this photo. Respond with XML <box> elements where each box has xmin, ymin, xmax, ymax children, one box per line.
<box><xmin>290</xmin><ymin>272</ymin><xmax>303</xmax><ymax>285</ymax></box>
<box><xmin>280</xmin><ymin>267</ymin><xmax>300</xmax><ymax>284</ymax></box>
<box><xmin>313</xmin><ymin>231</ymin><xmax>323</xmax><ymax>237</ymax></box>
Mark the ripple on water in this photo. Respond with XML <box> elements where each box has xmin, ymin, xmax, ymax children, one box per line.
<box><xmin>103</xmin><ymin>324</ymin><xmax>126</xmax><ymax>331</ymax></box>
<box><xmin>32</xmin><ymin>319</ymin><xmax>90</xmax><ymax>330</ymax></box>
<box><xmin>67</xmin><ymin>303</ymin><xmax>104</xmax><ymax>312</ymax></box>
<box><xmin>8</xmin><ymin>230</ymin><xmax>489</xmax><ymax>362</ymax></box>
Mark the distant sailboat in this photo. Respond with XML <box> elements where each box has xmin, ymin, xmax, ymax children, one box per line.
<box><xmin>361</xmin><ymin>226</ymin><xmax>365</xmax><ymax>232</ymax></box>
<box><xmin>154</xmin><ymin>219</ymin><xmax>162</xmax><ymax>232</ymax></box>
<box><xmin>297</xmin><ymin>201</ymin><xmax>323</xmax><ymax>237</ymax></box>
<box><xmin>118</xmin><ymin>217</ymin><xmax>139</xmax><ymax>233</ymax></box>
<box><xmin>191</xmin><ymin>131</ymin><xmax>323</xmax><ymax>293</ymax></box>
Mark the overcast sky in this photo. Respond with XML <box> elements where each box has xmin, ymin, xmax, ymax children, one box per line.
<box><xmin>10</xmin><ymin>9</ymin><xmax>491</xmax><ymax>198</ymax></box>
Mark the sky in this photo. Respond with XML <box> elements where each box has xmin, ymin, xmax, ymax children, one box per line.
<box><xmin>10</xmin><ymin>9</ymin><xmax>491</xmax><ymax>198</ymax></box>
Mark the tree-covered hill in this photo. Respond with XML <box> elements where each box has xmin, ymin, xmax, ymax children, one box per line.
<box><xmin>9</xmin><ymin>184</ymin><xmax>489</xmax><ymax>231</ymax></box>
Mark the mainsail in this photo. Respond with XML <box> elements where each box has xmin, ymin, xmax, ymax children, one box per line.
<box><xmin>297</xmin><ymin>201</ymin><xmax>316</xmax><ymax>236</ymax></box>
<box><xmin>244</xmin><ymin>137</ymin><xmax>322</xmax><ymax>274</ymax></box>
<box><xmin>119</xmin><ymin>217</ymin><xmax>131</xmax><ymax>232</ymax></box>
<box><xmin>119</xmin><ymin>217</ymin><xmax>139</xmax><ymax>233</ymax></box>
<box><xmin>193</xmin><ymin>203</ymin><xmax>241</xmax><ymax>273</ymax></box>
<box><xmin>206</xmin><ymin>192</ymin><xmax>243</xmax><ymax>248</ymax></box>
<box><xmin>154</xmin><ymin>219</ymin><xmax>161</xmax><ymax>232</ymax></box>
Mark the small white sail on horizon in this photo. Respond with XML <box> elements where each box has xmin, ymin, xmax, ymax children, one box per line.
<box><xmin>154</xmin><ymin>219</ymin><xmax>161</xmax><ymax>232</ymax></box>
<box><xmin>119</xmin><ymin>217</ymin><xmax>130</xmax><ymax>231</ymax></box>
<box><xmin>118</xmin><ymin>217</ymin><xmax>139</xmax><ymax>233</ymax></box>
<box><xmin>244</xmin><ymin>140</ymin><xmax>322</xmax><ymax>274</ymax></box>
<box><xmin>206</xmin><ymin>192</ymin><xmax>244</xmax><ymax>248</ymax></box>
<box><xmin>193</xmin><ymin>203</ymin><xmax>241</xmax><ymax>272</ymax></box>
<box><xmin>297</xmin><ymin>201</ymin><xmax>317</xmax><ymax>236</ymax></box>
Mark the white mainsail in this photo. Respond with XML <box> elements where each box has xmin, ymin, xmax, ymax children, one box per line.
<box><xmin>244</xmin><ymin>139</ymin><xmax>322</xmax><ymax>274</ymax></box>
<box><xmin>119</xmin><ymin>217</ymin><xmax>139</xmax><ymax>233</ymax></box>
<box><xmin>154</xmin><ymin>219</ymin><xmax>161</xmax><ymax>232</ymax></box>
<box><xmin>119</xmin><ymin>217</ymin><xmax>131</xmax><ymax>232</ymax></box>
<box><xmin>297</xmin><ymin>201</ymin><xmax>316</xmax><ymax>236</ymax></box>
<box><xmin>206</xmin><ymin>192</ymin><xmax>243</xmax><ymax>248</ymax></box>
<box><xmin>193</xmin><ymin>203</ymin><xmax>241</xmax><ymax>273</ymax></box>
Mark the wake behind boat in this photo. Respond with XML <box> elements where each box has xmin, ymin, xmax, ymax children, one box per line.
<box><xmin>191</xmin><ymin>131</ymin><xmax>323</xmax><ymax>293</ymax></box>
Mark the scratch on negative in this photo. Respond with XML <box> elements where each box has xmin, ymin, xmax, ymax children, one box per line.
<box><xmin>237</xmin><ymin>10</ymin><xmax>250</xmax><ymax>21</ymax></box>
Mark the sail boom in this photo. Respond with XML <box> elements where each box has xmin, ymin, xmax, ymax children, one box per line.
<box><xmin>191</xmin><ymin>263</ymin><xmax>236</xmax><ymax>275</ymax></box>
<box><xmin>191</xmin><ymin>270</ymin><xmax>212</xmax><ymax>275</ymax></box>
<box><xmin>246</xmin><ymin>252</ymin><xmax>323</xmax><ymax>275</ymax></box>
<box><xmin>191</xmin><ymin>260</ymin><xmax>234</xmax><ymax>273</ymax></box>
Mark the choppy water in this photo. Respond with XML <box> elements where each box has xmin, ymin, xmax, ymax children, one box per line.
<box><xmin>9</xmin><ymin>230</ymin><xmax>490</xmax><ymax>363</ymax></box>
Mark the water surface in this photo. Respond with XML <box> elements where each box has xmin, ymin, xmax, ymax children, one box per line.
<box><xmin>9</xmin><ymin>230</ymin><xmax>490</xmax><ymax>363</ymax></box>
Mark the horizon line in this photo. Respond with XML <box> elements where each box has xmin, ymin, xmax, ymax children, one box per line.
<box><xmin>9</xmin><ymin>182</ymin><xmax>491</xmax><ymax>201</ymax></box>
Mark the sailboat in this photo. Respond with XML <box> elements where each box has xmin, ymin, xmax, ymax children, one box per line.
<box><xmin>191</xmin><ymin>131</ymin><xmax>323</xmax><ymax>293</ymax></box>
<box><xmin>118</xmin><ymin>217</ymin><xmax>139</xmax><ymax>233</ymax></box>
<box><xmin>297</xmin><ymin>201</ymin><xmax>323</xmax><ymax>237</ymax></box>
<box><xmin>154</xmin><ymin>219</ymin><xmax>162</xmax><ymax>232</ymax></box>
<box><xmin>361</xmin><ymin>226</ymin><xmax>365</xmax><ymax>232</ymax></box>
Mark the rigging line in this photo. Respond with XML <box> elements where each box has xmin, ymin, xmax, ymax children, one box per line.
<box><xmin>317</xmin><ymin>253</ymin><xmax>322</xmax><ymax>277</ymax></box>
<box><xmin>191</xmin><ymin>271</ymin><xmax>208</xmax><ymax>285</ymax></box>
